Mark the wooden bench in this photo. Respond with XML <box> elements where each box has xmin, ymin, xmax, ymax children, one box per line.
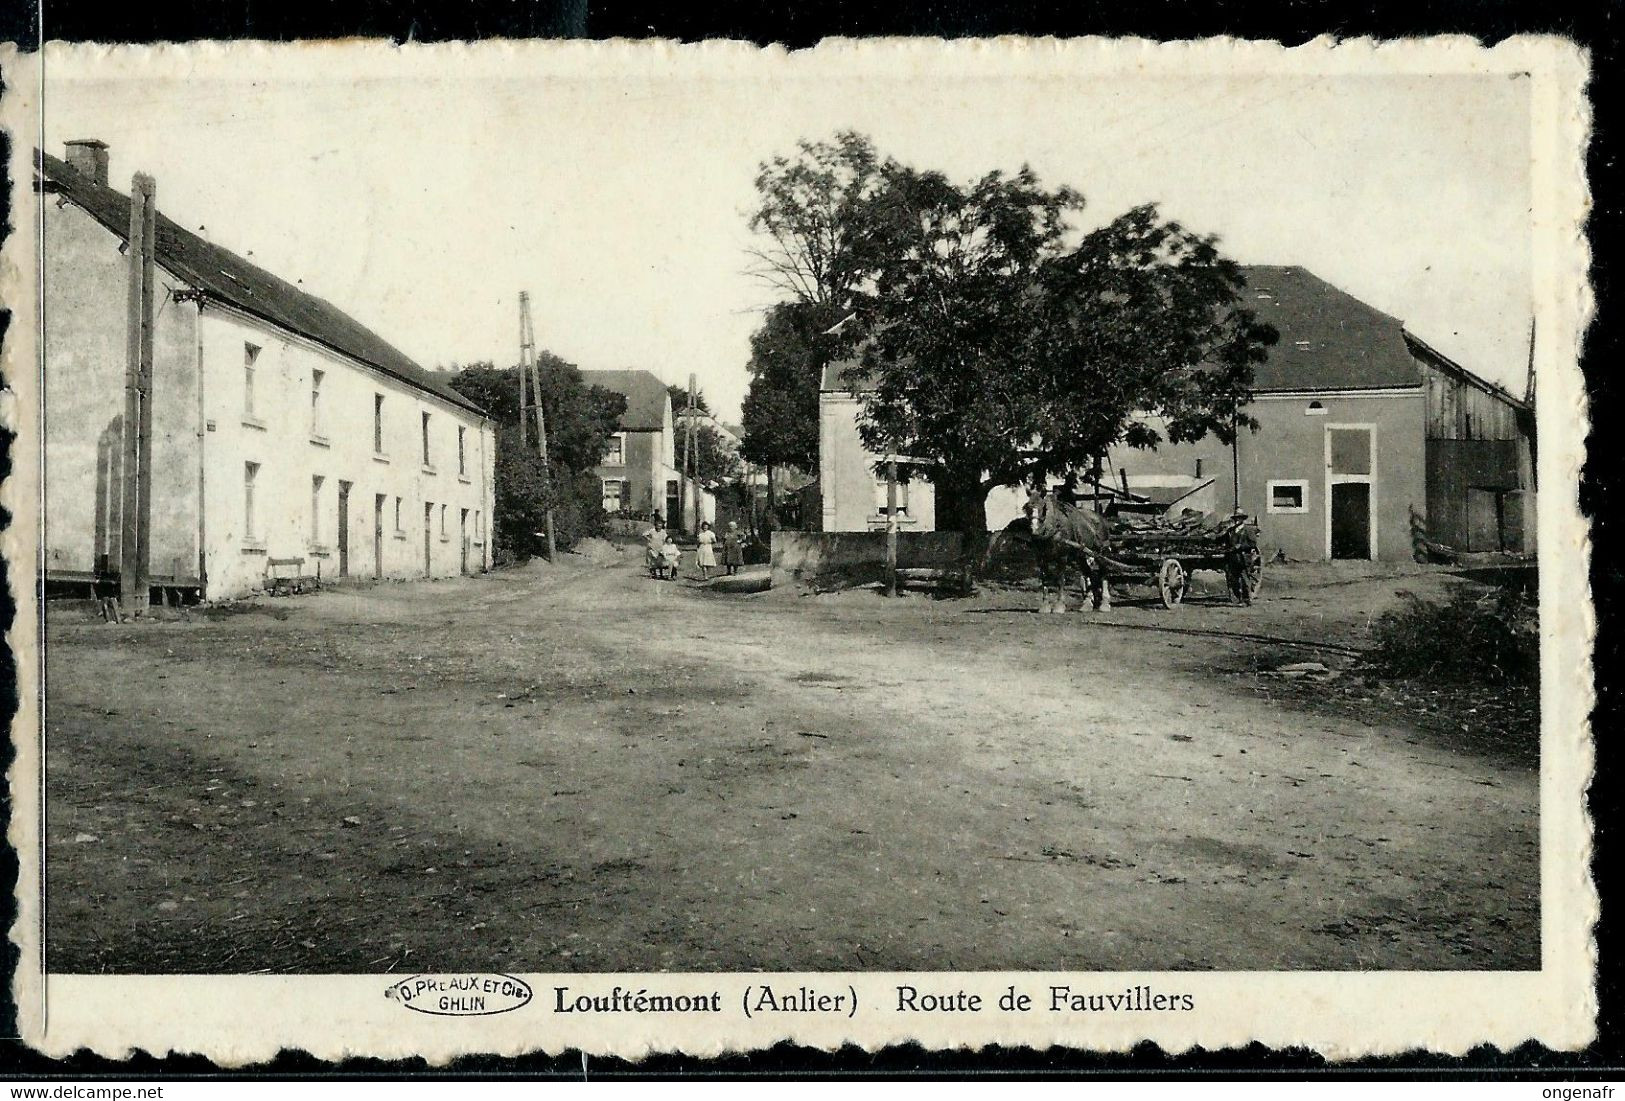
<box><xmin>266</xmin><ymin>556</ymin><xmax>318</xmax><ymax>596</ymax></box>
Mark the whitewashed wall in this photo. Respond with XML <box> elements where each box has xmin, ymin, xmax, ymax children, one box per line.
<box><xmin>198</xmin><ymin>307</ymin><xmax>494</xmax><ymax>597</ymax></box>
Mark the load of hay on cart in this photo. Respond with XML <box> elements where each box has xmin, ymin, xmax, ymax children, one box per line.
<box><xmin>1099</xmin><ymin>508</ymin><xmax>1264</xmax><ymax>609</ymax></box>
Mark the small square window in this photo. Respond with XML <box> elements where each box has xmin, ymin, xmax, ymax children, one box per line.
<box><xmin>1267</xmin><ymin>480</ymin><xmax>1308</xmax><ymax>514</ymax></box>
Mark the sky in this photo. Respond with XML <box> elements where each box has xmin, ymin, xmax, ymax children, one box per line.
<box><xmin>40</xmin><ymin>45</ymin><xmax>1534</xmax><ymax>422</ymax></box>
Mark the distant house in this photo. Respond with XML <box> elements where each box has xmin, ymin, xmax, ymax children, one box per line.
<box><xmin>38</xmin><ymin>141</ymin><xmax>496</xmax><ymax>600</ymax></box>
<box><xmin>580</xmin><ymin>369</ymin><xmax>677</xmax><ymax>520</ymax></box>
<box><xmin>676</xmin><ymin>407</ymin><xmax>742</xmax><ymax>450</ymax></box>
<box><xmin>817</xmin><ymin>265</ymin><xmax>1535</xmax><ymax>562</ymax></box>
<box><xmin>582</xmin><ymin>370</ymin><xmax>717</xmax><ymax>528</ymax></box>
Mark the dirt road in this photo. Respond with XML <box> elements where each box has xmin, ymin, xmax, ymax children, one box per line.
<box><xmin>44</xmin><ymin>552</ymin><xmax>1538</xmax><ymax>973</ymax></box>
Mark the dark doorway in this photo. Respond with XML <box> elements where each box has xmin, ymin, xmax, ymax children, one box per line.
<box><xmin>1330</xmin><ymin>482</ymin><xmax>1372</xmax><ymax>559</ymax></box>
<box><xmin>337</xmin><ymin>481</ymin><xmax>352</xmax><ymax>577</ymax></box>
<box><xmin>459</xmin><ymin>508</ymin><xmax>470</xmax><ymax>575</ymax></box>
<box><xmin>373</xmin><ymin>494</ymin><xmax>386</xmax><ymax>579</ymax></box>
<box><xmin>665</xmin><ymin>479</ymin><xmax>681</xmax><ymax>526</ymax></box>
<box><xmin>424</xmin><ymin>503</ymin><xmax>434</xmax><ymax>577</ymax></box>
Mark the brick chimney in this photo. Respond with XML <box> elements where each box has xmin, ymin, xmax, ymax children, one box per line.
<box><xmin>64</xmin><ymin>139</ymin><xmax>109</xmax><ymax>185</ymax></box>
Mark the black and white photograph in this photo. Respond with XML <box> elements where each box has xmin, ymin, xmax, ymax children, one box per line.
<box><xmin>1</xmin><ymin>36</ymin><xmax>1593</xmax><ymax>1059</ymax></box>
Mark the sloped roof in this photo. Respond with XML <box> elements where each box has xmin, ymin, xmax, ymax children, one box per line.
<box><xmin>38</xmin><ymin>150</ymin><xmax>486</xmax><ymax>418</ymax></box>
<box><xmin>1403</xmin><ymin>329</ymin><xmax>1530</xmax><ymax>411</ymax></box>
<box><xmin>1239</xmin><ymin>265</ymin><xmax>1420</xmax><ymax>392</ymax></box>
<box><xmin>577</xmin><ymin>369</ymin><xmax>670</xmax><ymax>431</ymax></box>
<box><xmin>821</xmin><ymin>357</ymin><xmax>880</xmax><ymax>393</ymax></box>
<box><xmin>818</xmin><ymin>265</ymin><xmax>1422</xmax><ymax>394</ymax></box>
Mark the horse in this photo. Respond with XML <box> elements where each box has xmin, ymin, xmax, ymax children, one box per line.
<box><xmin>1024</xmin><ymin>487</ymin><xmax>1113</xmax><ymax>613</ymax></box>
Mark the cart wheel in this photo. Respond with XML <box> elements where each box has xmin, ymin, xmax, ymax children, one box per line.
<box><xmin>1233</xmin><ymin>545</ymin><xmax>1263</xmax><ymax>605</ymax></box>
<box><xmin>1158</xmin><ymin>558</ymin><xmax>1187</xmax><ymax>609</ymax></box>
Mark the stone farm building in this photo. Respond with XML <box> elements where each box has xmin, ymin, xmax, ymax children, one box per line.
<box><xmin>818</xmin><ymin>265</ymin><xmax>1535</xmax><ymax>562</ymax></box>
<box><xmin>39</xmin><ymin>141</ymin><xmax>496</xmax><ymax>600</ymax></box>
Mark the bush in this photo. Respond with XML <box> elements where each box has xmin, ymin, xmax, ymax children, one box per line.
<box><xmin>552</xmin><ymin>471</ymin><xmax>609</xmax><ymax>549</ymax></box>
<box><xmin>1370</xmin><ymin>583</ymin><xmax>1538</xmax><ymax>685</ymax></box>
<box><xmin>492</xmin><ymin>429</ymin><xmax>607</xmax><ymax>562</ymax></box>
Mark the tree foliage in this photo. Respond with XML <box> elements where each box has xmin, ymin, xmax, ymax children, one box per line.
<box><xmin>749</xmin><ymin>131</ymin><xmax>884</xmax><ymax>309</ymax></box>
<box><xmin>691</xmin><ymin>424</ymin><xmax>742</xmax><ymax>486</ymax></box>
<box><xmin>739</xmin><ymin>299</ymin><xmax>851</xmax><ymax>475</ymax></box>
<box><xmin>448</xmin><ymin>356</ymin><xmax>625</xmax><ymax>474</ymax></box>
<box><xmin>668</xmin><ymin>383</ymin><xmax>710</xmax><ymax>416</ymax></box>
<box><xmin>489</xmin><ymin>427</ymin><xmax>606</xmax><ymax>559</ymax></box>
<box><xmin>448</xmin><ymin>357</ymin><xmax>625</xmax><ymax>558</ymax></box>
<box><xmin>747</xmin><ymin>133</ymin><xmax>1277</xmax><ymax>533</ymax></box>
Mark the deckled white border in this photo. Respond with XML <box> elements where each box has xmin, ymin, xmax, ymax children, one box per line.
<box><xmin>1</xmin><ymin>35</ymin><xmax>1595</xmax><ymax>1063</ymax></box>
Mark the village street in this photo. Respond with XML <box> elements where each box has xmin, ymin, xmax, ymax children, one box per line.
<box><xmin>44</xmin><ymin>552</ymin><xmax>1539</xmax><ymax>974</ymax></box>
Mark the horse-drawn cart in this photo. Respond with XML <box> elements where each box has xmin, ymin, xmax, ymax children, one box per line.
<box><xmin>1012</xmin><ymin>490</ymin><xmax>1264</xmax><ymax>612</ymax></box>
<box><xmin>1102</xmin><ymin>511</ymin><xmax>1264</xmax><ymax>608</ymax></box>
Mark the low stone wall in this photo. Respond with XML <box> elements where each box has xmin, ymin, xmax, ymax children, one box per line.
<box><xmin>770</xmin><ymin>531</ymin><xmax>968</xmax><ymax>590</ymax></box>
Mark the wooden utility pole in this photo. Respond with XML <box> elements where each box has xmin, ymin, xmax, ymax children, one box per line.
<box><xmin>1230</xmin><ymin>415</ymin><xmax>1241</xmax><ymax>514</ymax></box>
<box><xmin>517</xmin><ymin>294</ymin><xmax>532</xmax><ymax>450</ymax></box>
<box><xmin>685</xmin><ymin>375</ymin><xmax>698</xmax><ymax>539</ymax></box>
<box><xmin>120</xmin><ymin>173</ymin><xmax>157</xmax><ymax>616</ymax></box>
<box><xmin>885</xmin><ymin>457</ymin><xmax>899</xmax><ymax>598</ymax></box>
<box><xmin>517</xmin><ymin>292</ymin><xmax>556</xmax><ymax>560</ymax></box>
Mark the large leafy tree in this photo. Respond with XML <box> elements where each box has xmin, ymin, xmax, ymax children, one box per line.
<box><xmin>448</xmin><ymin>357</ymin><xmax>626</xmax><ymax>555</ymax></box>
<box><xmin>749</xmin><ymin>131</ymin><xmax>884</xmax><ymax>309</ymax></box>
<box><xmin>739</xmin><ymin>299</ymin><xmax>849</xmax><ymax>475</ymax></box>
<box><xmin>739</xmin><ymin>134</ymin><xmax>878</xmax><ymax>498</ymax></box>
<box><xmin>751</xmin><ymin>135</ymin><xmax>1276</xmax><ymax>534</ymax></box>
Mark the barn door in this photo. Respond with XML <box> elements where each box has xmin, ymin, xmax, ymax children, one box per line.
<box><xmin>1466</xmin><ymin>487</ymin><xmax>1514</xmax><ymax>552</ymax></box>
